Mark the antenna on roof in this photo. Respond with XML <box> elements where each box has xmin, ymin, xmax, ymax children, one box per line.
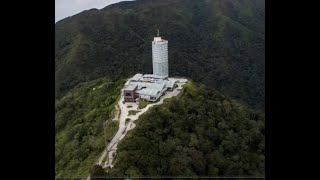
<box><xmin>157</xmin><ymin>29</ymin><xmax>160</xmax><ymax>37</ymax></box>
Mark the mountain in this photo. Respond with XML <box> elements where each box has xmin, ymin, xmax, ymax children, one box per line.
<box><xmin>55</xmin><ymin>77</ymin><xmax>264</xmax><ymax>177</ymax></box>
<box><xmin>55</xmin><ymin>77</ymin><xmax>124</xmax><ymax>177</ymax></box>
<box><xmin>108</xmin><ymin>81</ymin><xmax>265</xmax><ymax>177</ymax></box>
<box><xmin>55</xmin><ymin>0</ymin><xmax>265</xmax><ymax>110</ymax></box>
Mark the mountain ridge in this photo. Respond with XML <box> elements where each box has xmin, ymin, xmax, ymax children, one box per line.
<box><xmin>55</xmin><ymin>0</ymin><xmax>265</xmax><ymax>110</ymax></box>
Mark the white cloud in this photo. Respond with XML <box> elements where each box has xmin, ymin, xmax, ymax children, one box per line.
<box><xmin>55</xmin><ymin>0</ymin><xmax>134</xmax><ymax>23</ymax></box>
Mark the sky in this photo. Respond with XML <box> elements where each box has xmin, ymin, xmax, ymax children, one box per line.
<box><xmin>55</xmin><ymin>0</ymin><xmax>134</xmax><ymax>23</ymax></box>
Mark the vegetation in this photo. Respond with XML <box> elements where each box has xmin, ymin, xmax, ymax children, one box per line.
<box><xmin>90</xmin><ymin>165</ymin><xmax>106</xmax><ymax>179</ymax></box>
<box><xmin>55</xmin><ymin>0</ymin><xmax>265</xmax><ymax>110</ymax></box>
<box><xmin>55</xmin><ymin>0</ymin><xmax>265</xmax><ymax>177</ymax></box>
<box><xmin>108</xmin><ymin>81</ymin><xmax>265</xmax><ymax>177</ymax></box>
<box><xmin>128</xmin><ymin>110</ymin><xmax>139</xmax><ymax>116</ymax></box>
<box><xmin>138</xmin><ymin>100</ymin><xmax>150</xmax><ymax>109</ymax></box>
<box><xmin>55</xmin><ymin>77</ymin><xmax>264</xmax><ymax>177</ymax></box>
<box><xmin>139</xmin><ymin>96</ymin><xmax>162</xmax><ymax>109</ymax></box>
<box><xmin>55</xmin><ymin>77</ymin><xmax>125</xmax><ymax>177</ymax></box>
<box><xmin>125</xmin><ymin>118</ymin><xmax>131</xmax><ymax>125</ymax></box>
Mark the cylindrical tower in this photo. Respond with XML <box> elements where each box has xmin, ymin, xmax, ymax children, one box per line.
<box><xmin>152</xmin><ymin>36</ymin><xmax>168</xmax><ymax>78</ymax></box>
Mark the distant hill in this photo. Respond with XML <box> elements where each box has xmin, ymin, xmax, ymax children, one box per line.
<box><xmin>55</xmin><ymin>0</ymin><xmax>265</xmax><ymax>110</ymax></box>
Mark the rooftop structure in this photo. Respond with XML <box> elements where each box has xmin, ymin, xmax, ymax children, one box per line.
<box><xmin>124</xmin><ymin>73</ymin><xmax>177</xmax><ymax>102</ymax></box>
<box><xmin>130</xmin><ymin>73</ymin><xmax>143</xmax><ymax>81</ymax></box>
<box><xmin>124</xmin><ymin>84</ymin><xmax>138</xmax><ymax>91</ymax></box>
<box><xmin>123</xmin><ymin>84</ymin><xmax>138</xmax><ymax>102</ymax></box>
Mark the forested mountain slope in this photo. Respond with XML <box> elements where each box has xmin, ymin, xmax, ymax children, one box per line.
<box><xmin>55</xmin><ymin>77</ymin><xmax>264</xmax><ymax>178</ymax></box>
<box><xmin>106</xmin><ymin>81</ymin><xmax>265</xmax><ymax>177</ymax></box>
<box><xmin>55</xmin><ymin>0</ymin><xmax>265</xmax><ymax>110</ymax></box>
<box><xmin>55</xmin><ymin>77</ymin><xmax>124</xmax><ymax>177</ymax></box>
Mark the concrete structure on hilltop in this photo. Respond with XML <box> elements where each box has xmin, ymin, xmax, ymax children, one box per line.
<box><xmin>123</xmin><ymin>32</ymin><xmax>175</xmax><ymax>103</ymax></box>
<box><xmin>123</xmin><ymin>74</ymin><xmax>177</xmax><ymax>102</ymax></box>
<box><xmin>152</xmin><ymin>30</ymin><xmax>168</xmax><ymax>78</ymax></box>
<box><xmin>123</xmin><ymin>84</ymin><xmax>139</xmax><ymax>102</ymax></box>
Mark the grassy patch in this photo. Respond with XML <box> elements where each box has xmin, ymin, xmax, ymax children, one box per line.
<box><xmin>138</xmin><ymin>100</ymin><xmax>151</xmax><ymax>109</ymax></box>
<box><xmin>139</xmin><ymin>97</ymin><xmax>163</xmax><ymax>109</ymax></box>
<box><xmin>128</xmin><ymin>110</ymin><xmax>139</xmax><ymax>116</ymax></box>
<box><xmin>105</xmin><ymin>121</ymin><xmax>119</xmax><ymax>142</ymax></box>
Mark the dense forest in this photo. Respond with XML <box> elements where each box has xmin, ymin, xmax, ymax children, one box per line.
<box><xmin>103</xmin><ymin>81</ymin><xmax>265</xmax><ymax>177</ymax></box>
<box><xmin>55</xmin><ymin>76</ymin><xmax>265</xmax><ymax>178</ymax></box>
<box><xmin>55</xmin><ymin>0</ymin><xmax>265</xmax><ymax>110</ymax></box>
<box><xmin>55</xmin><ymin>77</ymin><xmax>125</xmax><ymax>177</ymax></box>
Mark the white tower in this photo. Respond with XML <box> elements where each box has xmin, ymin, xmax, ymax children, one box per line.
<box><xmin>152</xmin><ymin>30</ymin><xmax>168</xmax><ymax>78</ymax></box>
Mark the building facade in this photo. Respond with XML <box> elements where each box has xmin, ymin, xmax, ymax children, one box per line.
<box><xmin>123</xmin><ymin>84</ymin><xmax>138</xmax><ymax>102</ymax></box>
<box><xmin>152</xmin><ymin>37</ymin><xmax>168</xmax><ymax>78</ymax></box>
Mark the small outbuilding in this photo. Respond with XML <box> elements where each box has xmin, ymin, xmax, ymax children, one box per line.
<box><xmin>123</xmin><ymin>84</ymin><xmax>138</xmax><ymax>102</ymax></box>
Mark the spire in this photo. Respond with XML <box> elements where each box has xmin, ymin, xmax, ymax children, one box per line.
<box><xmin>157</xmin><ymin>29</ymin><xmax>160</xmax><ymax>37</ymax></box>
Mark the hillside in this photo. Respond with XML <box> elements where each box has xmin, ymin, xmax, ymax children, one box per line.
<box><xmin>55</xmin><ymin>77</ymin><xmax>265</xmax><ymax>178</ymax></box>
<box><xmin>107</xmin><ymin>81</ymin><xmax>265</xmax><ymax>177</ymax></box>
<box><xmin>55</xmin><ymin>77</ymin><xmax>125</xmax><ymax>177</ymax></box>
<box><xmin>55</xmin><ymin>0</ymin><xmax>265</xmax><ymax>110</ymax></box>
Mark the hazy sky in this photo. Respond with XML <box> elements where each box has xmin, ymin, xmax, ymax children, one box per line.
<box><xmin>55</xmin><ymin>0</ymin><xmax>134</xmax><ymax>22</ymax></box>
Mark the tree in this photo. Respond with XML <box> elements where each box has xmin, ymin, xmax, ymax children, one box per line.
<box><xmin>90</xmin><ymin>165</ymin><xmax>106</xmax><ymax>179</ymax></box>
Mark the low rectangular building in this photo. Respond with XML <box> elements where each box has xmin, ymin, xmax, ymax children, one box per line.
<box><xmin>123</xmin><ymin>84</ymin><xmax>138</xmax><ymax>102</ymax></box>
<box><xmin>123</xmin><ymin>74</ymin><xmax>177</xmax><ymax>102</ymax></box>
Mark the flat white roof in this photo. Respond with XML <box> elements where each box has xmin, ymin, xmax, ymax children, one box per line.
<box><xmin>124</xmin><ymin>84</ymin><xmax>137</xmax><ymax>91</ymax></box>
<box><xmin>140</xmin><ymin>88</ymin><xmax>160</xmax><ymax>96</ymax></box>
<box><xmin>131</xmin><ymin>73</ymin><xmax>143</xmax><ymax>81</ymax></box>
<box><xmin>166</xmin><ymin>80</ymin><xmax>176</xmax><ymax>88</ymax></box>
<box><xmin>125</xmin><ymin>74</ymin><xmax>177</xmax><ymax>97</ymax></box>
<box><xmin>142</xmin><ymin>74</ymin><xmax>163</xmax><ymax>79</ymax></box>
